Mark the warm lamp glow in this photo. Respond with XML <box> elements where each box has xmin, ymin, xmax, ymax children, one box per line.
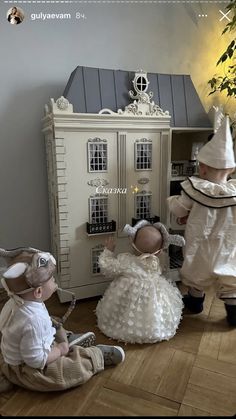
<box><xmin>191</xmin><ymin>23</ymin><xmax>235</xmax><ymax>117</ymax></box>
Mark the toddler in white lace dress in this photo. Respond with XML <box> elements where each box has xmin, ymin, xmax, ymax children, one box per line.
<box><xmin>96</xmin><ymin>221</ymin><xmax>184</xmax><ymax>344</ymax></box>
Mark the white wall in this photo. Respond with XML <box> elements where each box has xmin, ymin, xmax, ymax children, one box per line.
<box><xmin>0</xmin><ymin>2</ymin><xmax>234</xmax><ymax>251</ymax></box>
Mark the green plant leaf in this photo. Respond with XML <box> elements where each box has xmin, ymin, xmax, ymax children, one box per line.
<box><xmin>209</xmin><ymin>0</ymin><xmax>236</xmax><ymax>99</ymax></box>
<box><xmin>208</xmin><ymin>90</ymin><xmax>217</xmax><ymax>96</ymax></box>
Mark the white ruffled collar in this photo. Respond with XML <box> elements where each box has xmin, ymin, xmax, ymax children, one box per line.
<box><xmin>188</xmin><ymin>176</ymin><xmax>236</xmax><ymax>198</ymax></box>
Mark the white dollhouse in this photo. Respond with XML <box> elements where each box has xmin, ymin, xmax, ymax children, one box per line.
<box><xmin>42</xmin><ymin>68</ymin><xmax>213</xmax><ymax>302</ymax></box>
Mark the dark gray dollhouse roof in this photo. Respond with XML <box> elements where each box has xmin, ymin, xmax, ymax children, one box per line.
<box><xmin>63</xmin><ymin>66</ymin><xmax>212</xmax><ymax>128</ymax></box>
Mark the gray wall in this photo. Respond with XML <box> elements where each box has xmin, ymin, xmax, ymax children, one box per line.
<box><xmin>0</xmin><ymin>2</ymin><xmax>233</xmax><ymax>252</ymax></box>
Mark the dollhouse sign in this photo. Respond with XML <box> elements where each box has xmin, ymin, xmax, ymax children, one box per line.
<box><xmin>42</xmin><ymin>70</ymin><xmax>171</xmax><ymax>301</ymax></box>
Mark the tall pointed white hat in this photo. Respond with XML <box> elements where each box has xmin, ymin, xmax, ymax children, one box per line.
<box><xmin>197</xmin><ymin>115</ymin><xmax>235</xmax><ymax>169</ymax></box>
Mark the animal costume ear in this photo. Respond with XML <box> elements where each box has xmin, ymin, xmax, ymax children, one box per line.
<box><xmin>168</xmin><ymin>234</ymin><xmax>185</xmax><ymax>248</ymax></box>
<box><xmin>0</xmin><ymin>247</ymin><xmax>56</xmax><ymax>288</ymax></box>
<box><xmin>123</xmin><ymin>220</ymin><xmax>151</xmax><ymax>238</ymax></box>
<box><xmin>153</xmin><ymin>222</ymin><xmax>185</xmax><ymax>249</ymax></box>
<box><xmin>25</xmin><ymin>253</ymin><xmax>56</xmax><ymax>288</ymax></box>
<box><xmin>153</xmin><ymin>222</ymin><xmax>169</xmax><ymax>249</ymax></box>
<box><xmin>123</xmin><ymin>224</ymin><xmax>136</xmax><ymax>237</ymax></box>
<box><xmin>0</xmin><ymin>247</ymin><xmax>39</xmax><ymax>266</ymax></box>
<box><xmin>3</xmin><ymin>262</ymin><xmax>28</xmax><ymax>279</ymax></box>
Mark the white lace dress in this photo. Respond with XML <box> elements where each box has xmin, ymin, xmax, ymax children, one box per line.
<box><xmin>96</xmin><ymin>248</ymin><xmax>183</xmax><ymax>344</ymax></box>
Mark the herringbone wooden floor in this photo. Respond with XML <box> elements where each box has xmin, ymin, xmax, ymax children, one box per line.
<box><xmin>0</xmin><ymin>284</ymin><xmax>236</xmax><ymax>416</ymax></box>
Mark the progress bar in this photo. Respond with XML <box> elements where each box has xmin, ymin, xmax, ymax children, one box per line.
<box><xmin>3</xmin><ymin>0</ymin><xmax>230</xmax><ymax>4</ymax></box>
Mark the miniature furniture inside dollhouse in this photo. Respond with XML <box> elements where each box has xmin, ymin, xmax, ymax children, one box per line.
<box><xmin>42</xmin><ymin>66</ymin><xmax>213</xmax><ymax>301</ymax></box>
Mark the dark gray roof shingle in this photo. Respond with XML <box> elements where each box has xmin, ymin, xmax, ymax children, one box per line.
<box><xmin>64</xmin><ymin>66</ymin><xmax>212</xmax><ymax>128</ymax></box>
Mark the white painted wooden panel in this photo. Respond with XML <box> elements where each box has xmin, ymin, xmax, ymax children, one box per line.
<box><xmin>64</xmin><ymin>131</ymin><xmax>118</xmax><ymax>288</ymax></box>
<box><xmin>125</xmin><ymin>132</ymin><xmax>161</xmax><ymax>225</ymax></box>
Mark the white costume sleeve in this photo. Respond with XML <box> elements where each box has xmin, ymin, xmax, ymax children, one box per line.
<box><xmin>20</xmin><ymin>319</ymin><xmax>52</xmax><ymax>369</ymax></box>
<box><xmin>99</xmin><ymin>248</ymin><xmax>128</xmax><ymax>277</ymax></box>
<box><xmin>167</xmin><ymin>192</ymin><xmax>193</xmax><ymax>217</ymax></box>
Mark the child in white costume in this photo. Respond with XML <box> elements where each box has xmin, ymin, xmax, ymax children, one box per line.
<box><xmin>0</xmin><ymin>247</ymin><xmax>125</xmax><ymax>393</ymax></box>
<box><xmin>96</xmin><ymin>221</ymin><xmax>184</xmax><ymax>344</ymax></box>
<box><xmin>167</xmin><ymin>115</ymin><xmax>236</xmax><ymax>326</ymax></box>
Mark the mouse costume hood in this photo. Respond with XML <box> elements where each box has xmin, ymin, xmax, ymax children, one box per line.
<box><xmin>0</xmin><ymin>247</ymin><xmax>56</xmax><ymax>295</ymax></box>
<box><xmin>0</xmin><ymin>247</ymin><xmax>56</xmax><ymax>331</ymax></box>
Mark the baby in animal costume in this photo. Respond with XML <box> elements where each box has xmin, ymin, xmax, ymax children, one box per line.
<box><xmin>0</xmin><ymin>247</ymin><xmax>125</xmax><ymax>393</ymax></box>
<box><xmin>96</xmin><ymin>221</ymin><xmax>184</xmax><ymax>344</ymax></box>
<box><xmin>167</xmin><ymin>115</ymin><xmax>236</xmax><ymax>325</ymax></box>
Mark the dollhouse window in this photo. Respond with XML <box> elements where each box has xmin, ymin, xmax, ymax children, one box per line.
<box><xmin>135</xmin><ymin>193</ymin><xmax>152</xmax><ymax>219</ymax></box>
<box><xmin>91</xmin><ymin>245</ymin><xmax>104</xmax><ymax>275</ymax></box>
<box><xmin>135</xmin><ymin>140</ymin><xmax>152</xmax><ymax>170</ymax></box>
<box><xmin>88</xmin><ymin>138</ymin><xmax>107</xmax><ymax>172</ymax></box>
<box><xmin>136</xmin><ymin>76</ymin><xmax>147</xmax><ymax>93</ymax></box>
<box><xmin>133</xmin><ymin>72</ymin><xmax>149</xmax><ymax>94</ymax></box>
<box><xmin>89</xmin><ymin>195</ymin><xmax>108</xmax><ymax>224</ymax></box>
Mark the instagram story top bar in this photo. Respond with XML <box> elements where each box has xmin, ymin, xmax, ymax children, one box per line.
<box><xmin>3</xmin><ymin>1</ymin><xmax>230</xmax><ymax>4</ymax></box>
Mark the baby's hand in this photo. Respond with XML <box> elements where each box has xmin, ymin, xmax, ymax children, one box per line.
<box><xmin>58</xmin><ymin>341</ymin><xmax>69</xmax><ymax>356</ymax></box>
<box><xmin>105</xmin><ymin>236</ymin><xmax>116</xmax><ymax>252</ymax></box>
<box><xmin>55</xmin><ymin>325</ymin><xmax>68</xmax><ymax>343</ymax></box>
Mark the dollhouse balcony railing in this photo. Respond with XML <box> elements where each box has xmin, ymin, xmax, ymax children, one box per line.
<box><xmin>131</xmin><ymin>215</ymin><xmax>160</xmax><ymax>227</ymax></box>
<box><xmin>86</xmin><ymin>220</ymin><xmax>116</xmax><ymax>235</ymax></box>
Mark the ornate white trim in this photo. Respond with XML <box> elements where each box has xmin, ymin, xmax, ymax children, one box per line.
<box><xmin>136</xmin><ymin>190</ymin><xmax>152</xmax><ymax>195</ymax></box>
<box><xmin>99</xmin><ymin>70</ymin><xmax>170</xmax><ymax>118</ymax></box>
<box><xmin>117</xmin><ymin>133</ymin><xmax>127</xmax><ymax>232</ymax></box>
<box><xmin>119</xmin><ymin>71</ymin><xmax>169</xmax><ymax>117</ymax></box>
<box><xmin>138</xmin><ymin>178</ymin><xmax>150</xmax><ymax>185</ymax></box>
<box><xmin>88</xmin><ymin>137</ymin><xmax>107</xmax><ymax>143</ymax></box>
<box><xmin>99</xmin><ymin>109</ymin><xmax>117</xmax><ymax>115</ymax></box>
<box><xmin>117</xmin><ymin>102</ymin><xmax>170</xmax><ymax>117</ymax></box>
<box><xmin>131</xmin><ymin>69</ymin><xmax>149</xmax><ymax>94</ymax></box>
<box><xmin>56</xmin><ymin>96</ymin><xmax>70</xmax><ymax>111</ymax></box>
<box><xmin>44</xmin><ymin>104</ymin><xmax>50</xmax><ymax>115</ymax></box>
<box><xmin>45</xmin><ymin>135</ymin><xmax>71</xmax><ymax>284</ymax></box>
<box><xmin>89</xmin><ymin>193</ymin><xmax>108</xmax><ymax>198</ymax></box>
<box><xmin>135</xmin><ymin>138</ymin><xmax>152</xmax><ymax>143</ymax></box>
<box><xmin>87</xmin><ymin>178</ymin><xmax>109</xmax><ymax>187</ymax></box>
<box><xmin>44</xmin><ymin>97</ymin><xmax>73</xmax><ymax>115</ymax></box>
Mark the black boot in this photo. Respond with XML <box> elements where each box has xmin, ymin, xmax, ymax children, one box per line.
<box><xmin>183</xmin><ymin>293</ymin><xmax>205</xmax><ymax>314</ymax></box>
<box><xmin>225</xmin><ymin>304</ymin><xmax>236</xmax><ymax>326</ymax></box>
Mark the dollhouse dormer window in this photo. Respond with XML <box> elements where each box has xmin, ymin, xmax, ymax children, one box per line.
<box><xmin>87</xmin><ymin>138</ymin><xmax>107</xmax><ymax>172</ymax></box>
<box><xmin>135</xmin><ymin>192</ymin><xmax>152</xmax><ymax>219</ymax></box>
<box><xmin>136</xmin><ymin>76</ymin><xmax>148</xmax><ymax>93</ymax></box>
<box><xmin>132</xmin><ymin>70</ymin><xmax>149</xmax><ymax>95</ymax></box>
<box><xmin>89</xmin><ymin>195</ymin><xmax>108</xmax><ymax>224</ymax></box>
<box><xmin>135</xmin><ymin>139</ymin><xmax>152</xmax><ymax>170</ymax></box>
<box><xmin>91</xmin><ymin>245</ymin><xmax>104</xmax><ymax>275</ymax></box>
